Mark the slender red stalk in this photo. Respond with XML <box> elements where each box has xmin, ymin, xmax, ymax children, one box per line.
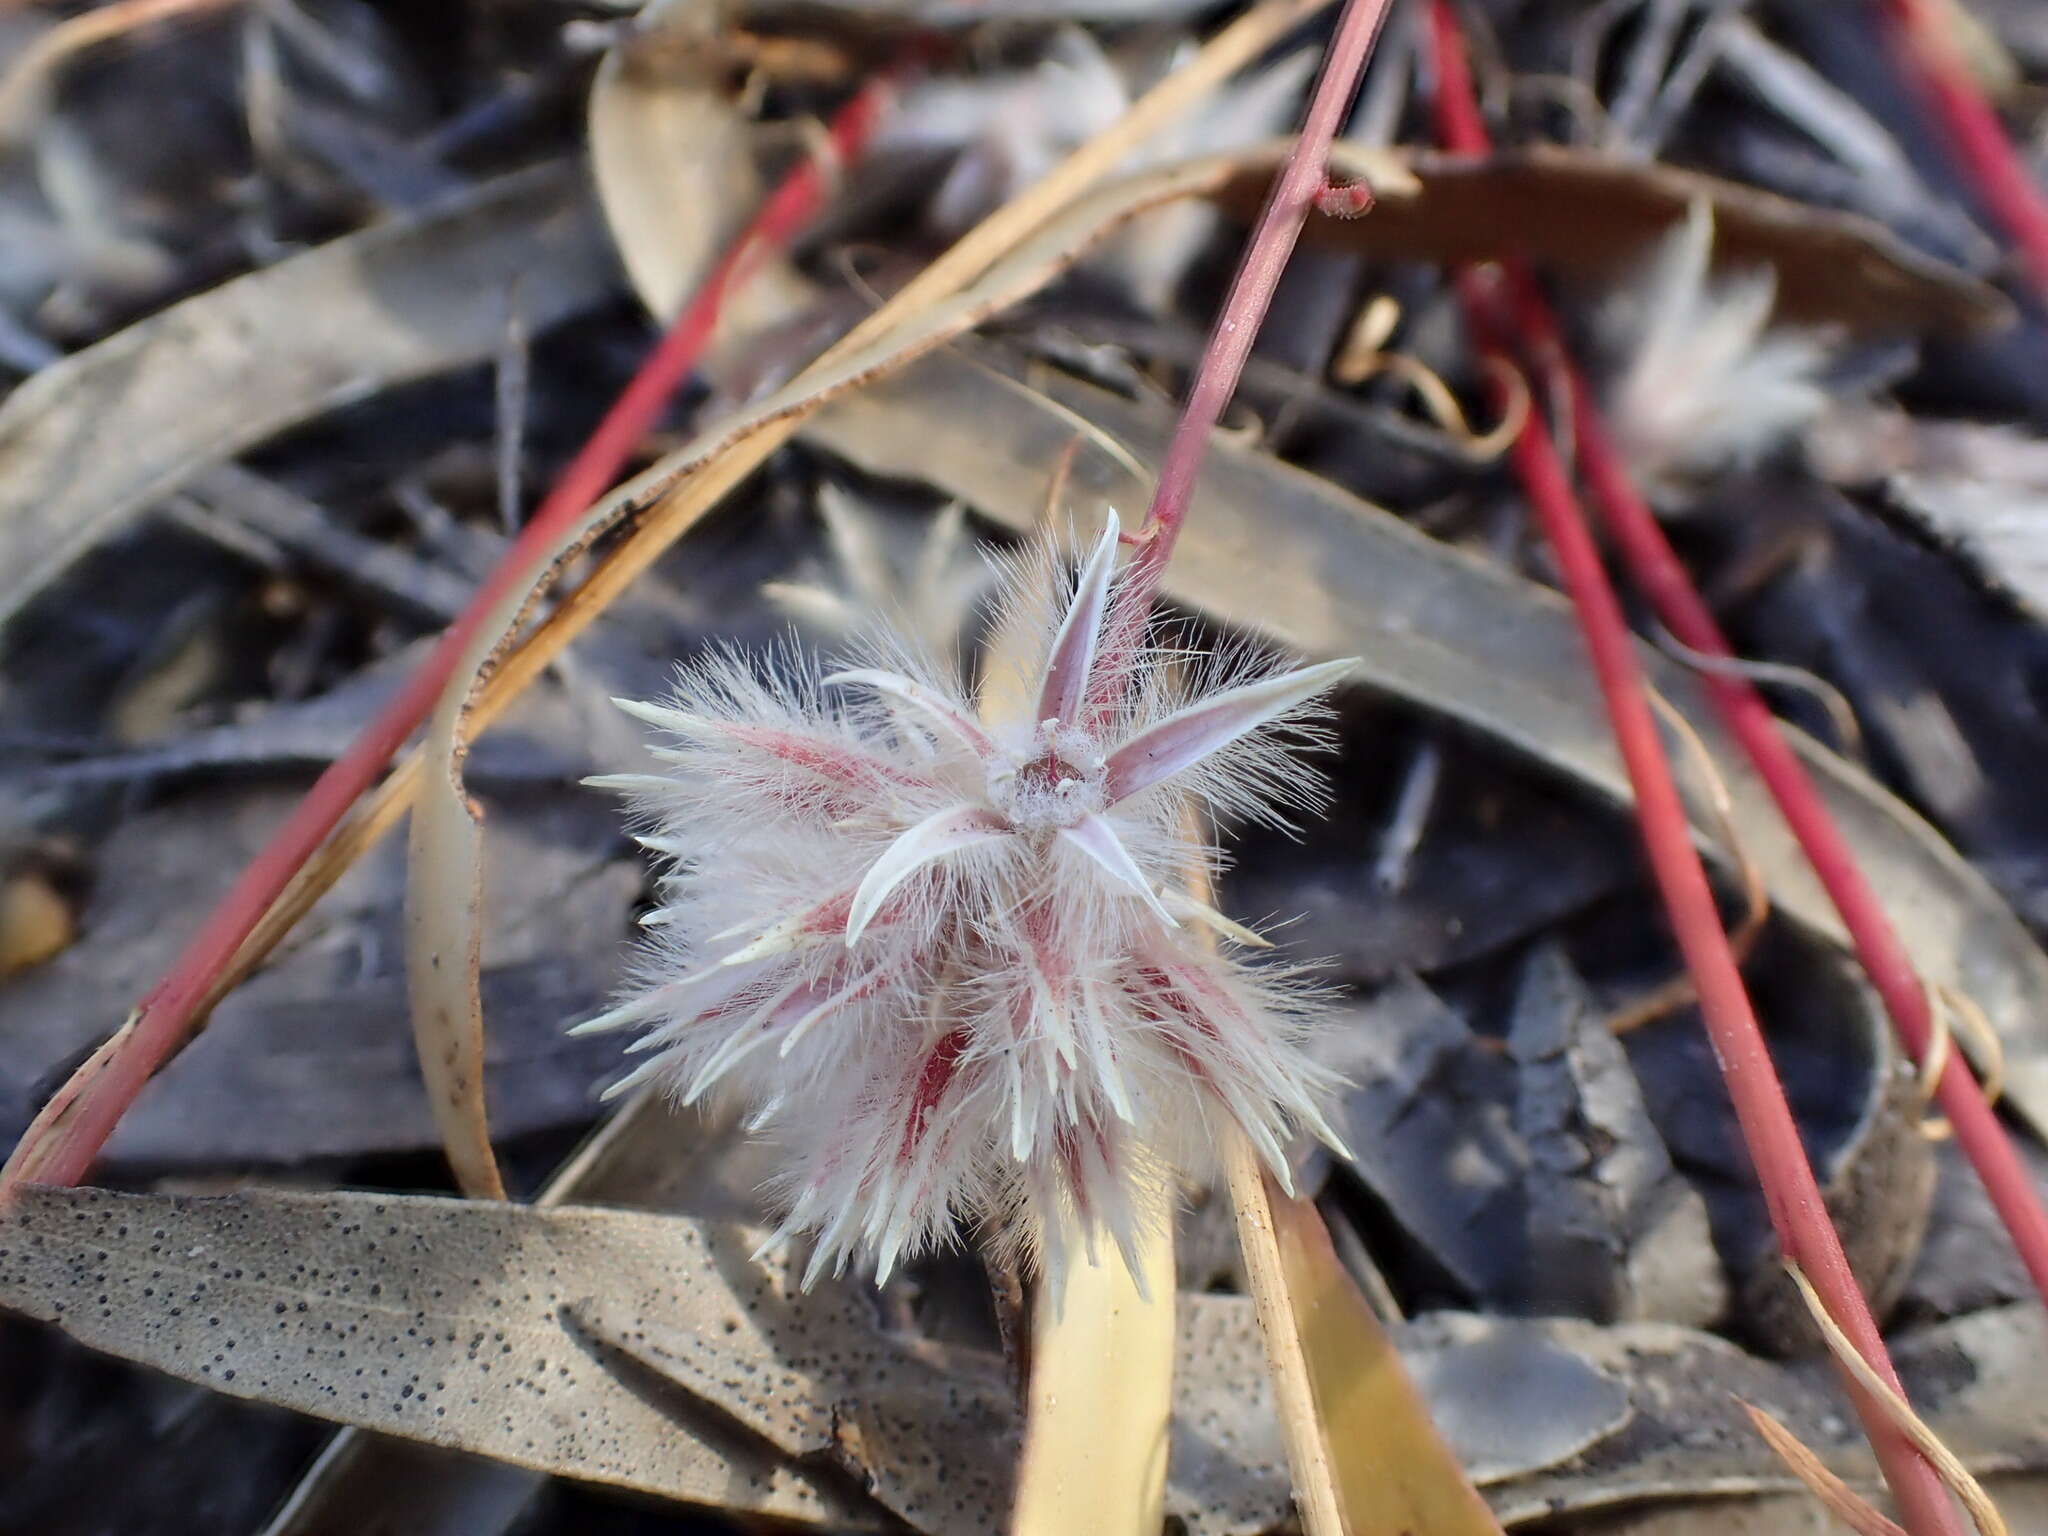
<box><xmin>1880</xmin><ymin>0</ymin><xmax>2048</xmax><ymax>306</ymax></box>
<box><xmin>1120</xmin><ymin>0</ymin><xmax>1397</xmax><ymax>612</ymax></box>
<box><xmin>1561</xmin><ymin>362</ymin><xmax>2048</xmax><ymax>1312</ymax></box>
<box><xmin>1427</xmin><ymin>5</ymin><xmax>1963</xmax><ymax>1532</ymax></box>
<box><xmin>0</xmin><ymin>79</ymin><xmax>895</xmax><ymax>1198</ymax></box>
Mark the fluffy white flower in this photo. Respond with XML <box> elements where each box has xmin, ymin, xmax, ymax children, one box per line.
<box><xmin>582</xmin><ymin>516</ymin><xmax>1352</xmax><ymax>1284</ymax></box>
<box><xmin>1602</xmin><ymin>199</ymin><xmax>1840</xmax><ymax>502</ymax></box>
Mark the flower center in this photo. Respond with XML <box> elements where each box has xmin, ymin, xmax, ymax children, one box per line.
<box><xmin>989</xmin><ymin>719</ymin><xmax>1106</xmax><ymax>835</ymax></box>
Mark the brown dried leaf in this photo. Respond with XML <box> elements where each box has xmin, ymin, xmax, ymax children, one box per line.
<box><xmin>0</xmin><ymin>868</ymin><xmax>71</xmax><ymax>977</ymax></box>
<box><xmin>1256</xmin><ymin>143</ymin><xmax>2008</xmax><ymax>335</ymax></box>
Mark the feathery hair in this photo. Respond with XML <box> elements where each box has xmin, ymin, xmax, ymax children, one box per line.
<box><xmin>583</xmin><ymin>515</ymin><xmax>1353</xmax><ymax>1285</ymax></box>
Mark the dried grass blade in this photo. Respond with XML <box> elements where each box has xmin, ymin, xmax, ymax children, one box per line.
<box><xmin>1785</xmin><ymin>1265</ymin><xmax>2010</xmax><ymax>1536</ymax></box>
<box><xmin>1740</xmin><ymin>1399</ymin><xmax>1910</xmax><ymax>1536</ymax></box>
<box><xmin>0</xmin><ymin>0</ymin><xmax>244</xmax><ymax>140</ymax></box>
<box><xmin>1223</xmin><ymin>1125</ymin><xmax>1503</xmax><ymax>1536</ymax></box>
<box><xmin>1010</xmin><ymin>1187</ymin><xmax>1176</xmax><ymax>1536</ymax></box>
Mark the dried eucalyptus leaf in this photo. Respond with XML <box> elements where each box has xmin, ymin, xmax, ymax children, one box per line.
<box><xmin>0</xmin><ymin>1185</ymin><xmax>873</xmax><ymax>1526</ymax></box>
<box><xmin>1279</xmin><ymin>144</ymin><xmax>2006</xmax><ymax>335</ymax></box>
<box><xmin>256</xmin><ymin>1093</ymin><xmax>774</xmax><ymax>1536</ymax></box>
<box><xmin>573</xmin><ymin>1289</ymin><xmax>1019</xmax><ymax>1532</ymax></box>
<box><xmin>0</xmin><ymin>162</ymin><xmax>616</xmax><ymax>629</ymax></box>
<box><xmin>1318</xmin><ymin>976</ymin><xmax>1524</xmax><ymax>1301</ymax></box>
<box><xmin>8</xmin><ymin>1180</ymin><xmax>2046</xmax><ymax>1532</ymax></box>
<box><xmin>800</xmin><ymin>347</ymin><xmax>2048</xmax><ymax>1139</ymax></box>
<box><xmin>1489</xmin><ymin>1305</ymin><xmax>2048</xmax><ymax>1524</ymax></box>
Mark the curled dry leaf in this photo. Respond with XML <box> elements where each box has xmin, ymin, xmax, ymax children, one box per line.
<box><xmin>801</xmin><ymin>347</ymin><xmax>2048</xmax><ymax>1138</ymax></box>
<box><xmin>401</xmin><ymin>771</ymin><xmax>503</xmax><ymax>1200</ymax></box>
<box><xmin>0</xmin><ymin>162</ymin><xmax>616</xmax><ymax>628</ymax></box>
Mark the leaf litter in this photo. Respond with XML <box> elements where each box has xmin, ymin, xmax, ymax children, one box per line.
<box><xmin>9</xmin><ymin>0</ymin><xmax>2048</xmax><ymax>1532</ymax></box>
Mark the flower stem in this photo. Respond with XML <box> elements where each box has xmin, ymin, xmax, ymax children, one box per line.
<box><xmin>0</xmin><ymin>78</ymin><xmax>895</xmax><ymax>1198</ymax></box>
<box><xmin>1119</xmin><ymin>0</ymin><xmax>1398</xmax><ymax>617</ymax></box>
<box><xmin>1426</xmin><ymin>6</ymin><xmax>1967</xmax><ymax>1533</ymax></box>
<box><xmin>1879</xmin><ymin>0</ymin><xmax>2048</xmax><ymax>307</ymax></box>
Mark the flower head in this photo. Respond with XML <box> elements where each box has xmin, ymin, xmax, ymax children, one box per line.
<box><xmin>582</xmin><ymin>515</ymin><xmax>1352</xmax><ymax>1284</ymax></box>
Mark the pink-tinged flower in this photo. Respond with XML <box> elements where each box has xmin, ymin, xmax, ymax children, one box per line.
<box><xmin>581</xmin><ymin>516</ymin><xmax>1354</xmax><ymax>1285</ymax></box>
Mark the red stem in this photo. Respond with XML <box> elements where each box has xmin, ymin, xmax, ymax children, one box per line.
<box><xmin>1559</xmin><ymin>360</ymin><xmax>2048</xmax><ymax>1312</ymax></box>
<box><xmin>1120</xmin><ymin>0</ymin><xmax>1397</xmax><ymax>613</ymax></box>
<box><xmin>1427</xmin><ymin>5</ymin><xmax>1964</xmax><ymax>1533</ymax></box>
<box><xmin>0</xmin><ymin>79</ymin><xmax>895</xmax><ymax>1197</ymax></box>
<box><xmin>1880</xmin><ymin>0</ymin><xmax>2048</xmax><ymax>307</ymax></box>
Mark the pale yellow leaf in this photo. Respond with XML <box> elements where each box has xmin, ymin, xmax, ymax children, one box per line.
<box><xmin>1011</xmin><ymin>1185</ymin><xmax>1177</xmax><ymax>1536</ymax></box>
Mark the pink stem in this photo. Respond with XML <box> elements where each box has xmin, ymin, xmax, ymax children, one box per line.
<box><xmin>1427</xmin><ymin>5</ymin><xmax>1966</xmax><ymax>1533</ymax></box>
<box><xmin>1119</xmin><ymin>0</ymin><xmax>1398</xmax><ymax>613</ymax></box>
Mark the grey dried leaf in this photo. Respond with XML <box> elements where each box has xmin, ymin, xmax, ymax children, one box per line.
<box><xmin>257</xmin><ymin>1093</ymin><xmax>776</xmax><ymax>1536</ymax></box>
<box><xmin>1489</xmin><ymin>1305</ymin><xmax>2048</xmax><ymax>1523</ymax></box>
<box><xmin>0</xmin><ymin>782</ymin><xmax>638</xmax><ymax>1170</ymax></box>
<box><xmin>1402</xmin><ymin>1316</ymin><xmax>1634</xmax><ymax>1484</ymax></box>
<box><xmin>1318</xmin><ymin>975</ymin><xmax>1525</xmax><ymax>1302</ymax></box>
<box><xmin>572</xmin><ymin>1288</ymin><xmax>1018</xmax><ymax>1531</ymax></box>
<box><xmin>1509</xmin><ymin>943</ymin><xmax>1726</xmax><ymax>1328</ymax></box>
<box><xmin>0</xmin><ymin>161</ymin><xmax>616</xmax><ymax>628</ymax></box>
<box><xmin>0</xmin><ymin>1185</ymin><xmax>873</xmax><ymax>1526</ymax></box>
